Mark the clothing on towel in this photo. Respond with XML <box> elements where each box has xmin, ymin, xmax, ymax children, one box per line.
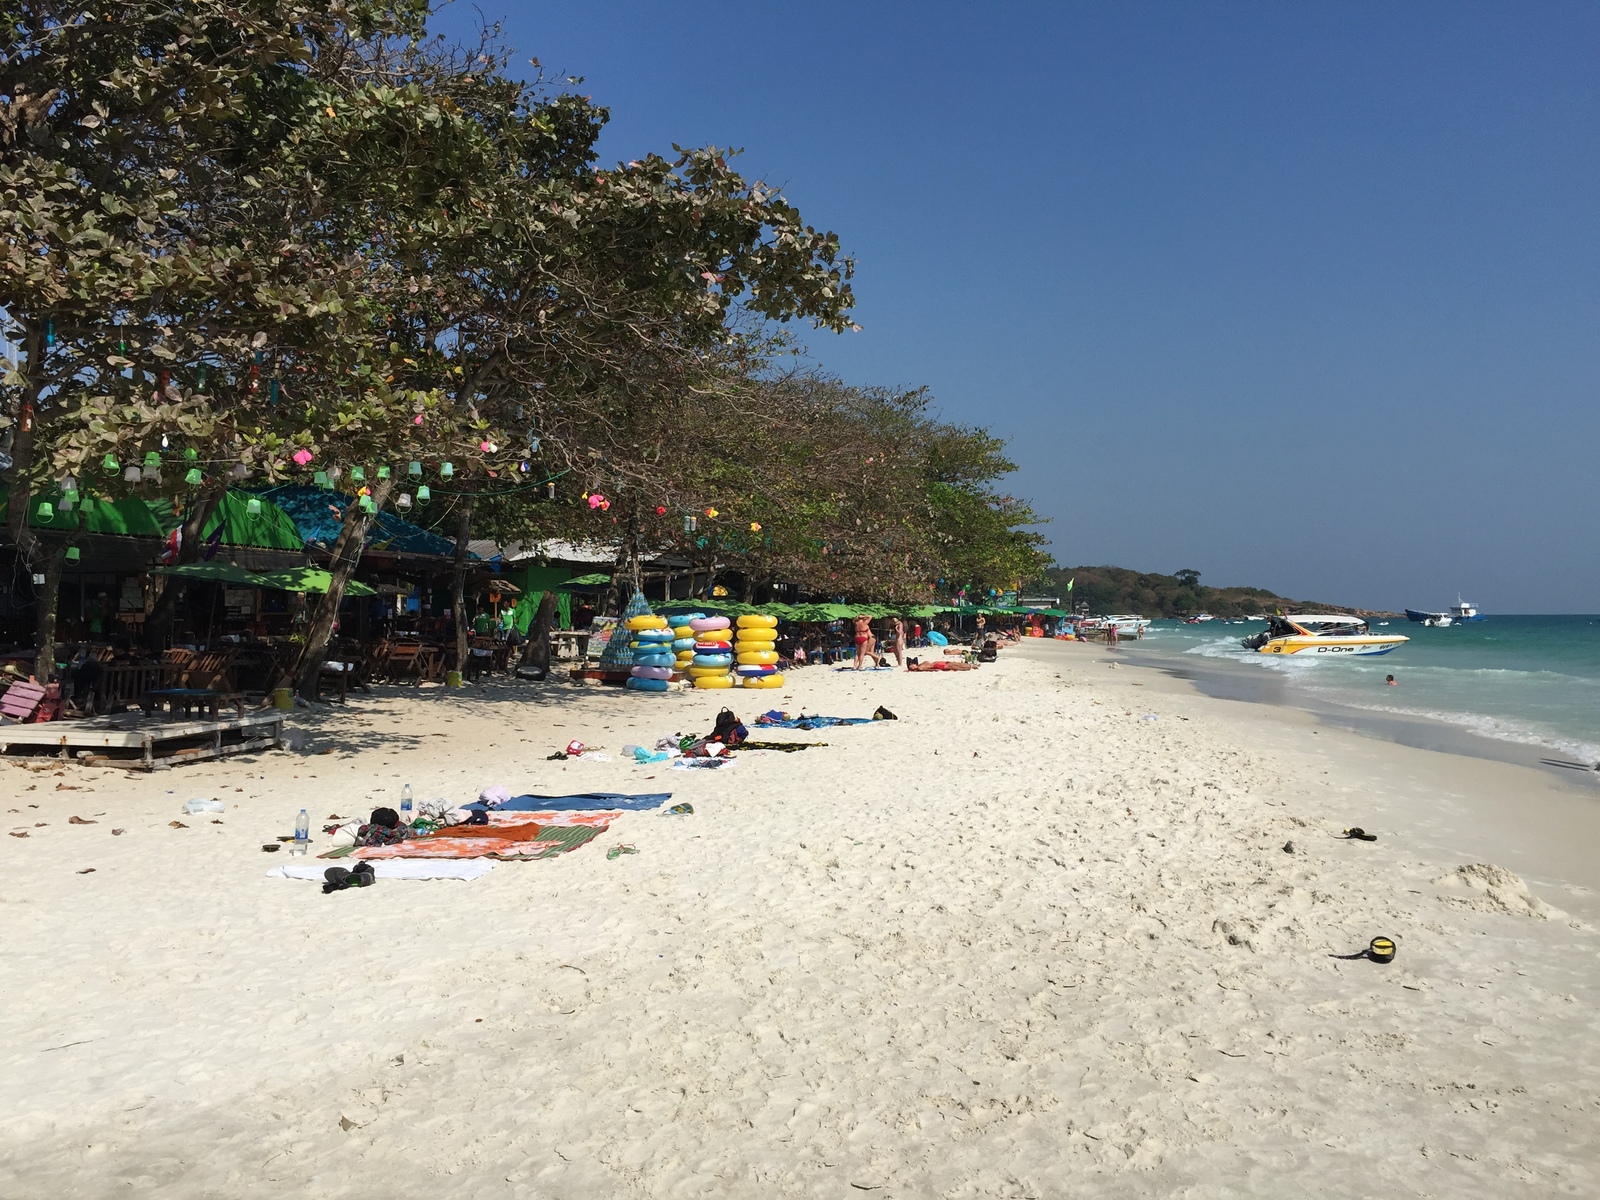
<box><xmin>269</xmin><ymin>861</ymin><xmax>495</xmax><ymax>881</ymax></box>
<box><xmin>737</xmin><ymin>740</ymin><xmax>828</xmax><ymax>752</ymax></box>
<box><xmin>907</xmin><ymin>661</ymin><xmax>977</xmax><ymax>671</ymax></box>
<box><xmin>669</xmin><ymin>756</ymin><xmax>736</xmax><ymax>770</ymax></box>
<box><xmin>754</xmin><ymin>714</ymin><xmax>875</xmax><ymax>730</ymax></box>
<box><xmin>465</xmin><ymin>791</ymin><xmax>672</xmax><ymax>813</ymax></box>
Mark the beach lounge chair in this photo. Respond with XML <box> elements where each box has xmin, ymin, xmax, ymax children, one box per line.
<box><xmin>1</xmin><ymin>679</ymin><xmax>50</xmax><ymax>723</ymax></box>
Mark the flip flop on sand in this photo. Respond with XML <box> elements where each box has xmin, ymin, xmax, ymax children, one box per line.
<box><xmin>606</xmin><ymin>844</ymin><xmax>639</xmax><ymax>860</ymax></box>
<box><xmin>1340</xmin><ymin>827</ymin><xmax>1378</xmax><ymax>841</ymax></box>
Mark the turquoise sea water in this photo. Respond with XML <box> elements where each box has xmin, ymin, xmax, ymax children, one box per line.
<box><xmin>1130</xmin><ymin>615</ymin><xmax>1600</xmax><ymax>764</ymax></box>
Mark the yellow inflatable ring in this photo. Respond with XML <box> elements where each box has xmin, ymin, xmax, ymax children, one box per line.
<box><xmin>625</xmin><ymin>615</ymin><xmax>668</xmax><ymax>632</ymax></box>
<box><xmin>735</xmin><ymin>631</ymin><xmax>777</xmax><ymax>646</ymax></box>
<box><xmin>672</xmin><ymin>626</ymin><xmax>694</xmax><ymax>638</ymax></box>
<box><xmin>694</xmin><ymin>675</ymin><xmax>735</xmax><ymax>689</ymax></box>
<box><xmin>688</xmin><ymin>665</ymin><xmax>730</xmax><ymax>678</ymax></box>
<box><xmin>741</xmin><ymin>673</ymin><xmax>785</xmax><ymax>688</ymax></box>
<box><xmin>696</xmin><ymin>630</ymin><xmax>733</xmax><ymax>644</ymax></box>
<box><xmin>736</xmin><ymin>650</ymin><xmax>779</xmax><ymax>666</ymax></box>
<box><xmin>736</xmin><ymin>614</ymin><xmax>779</xmax><ymax>629</ymax></box>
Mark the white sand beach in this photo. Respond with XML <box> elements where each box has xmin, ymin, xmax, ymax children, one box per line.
<box><xmin>3</xmin><ymin>639</ymin><xmax>1598</xmax><ymax>1197</ymax></box>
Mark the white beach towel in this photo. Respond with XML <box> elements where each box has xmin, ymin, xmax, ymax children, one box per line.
<box><xmin>267</xmin><ymin>861</ymin><xmax>496</xmax><ymax>882</ymax></box>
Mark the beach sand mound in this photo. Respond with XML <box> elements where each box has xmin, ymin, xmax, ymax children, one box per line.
<box><xmin>1434</xmin><ymin>862</ymin><xmax>1559</xmax><ymax>919</ymax></box>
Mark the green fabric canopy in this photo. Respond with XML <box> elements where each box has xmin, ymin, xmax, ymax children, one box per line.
<box><xmin>195</xmin><ymin>490</ymin><xmax>304</xmax><ymax>551</ymax></box>
<box><xmin>556</xmin><ymin>573</ymin><xmax>611</xmax><ymax>591</ymax></box>
<box><xmin>150</xmin><ymin>562</ymin><xmax>274</xmax><ymax>586</ymax></box>
<box><xmin>0</xmin><ymin>484</ymin><xmax>166</xmax><ymax>537</ymax></box>
<box><xmin>255</xmin><ymin>567</ymin><xmax>376</xmax><ymax>597</ymax></box>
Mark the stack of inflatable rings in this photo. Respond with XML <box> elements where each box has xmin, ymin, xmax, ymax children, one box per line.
<box><xmin>626</xmin><ymin>613</ymin><xmax>674</xmax><ymax>692</ymax></box>
<box><xmin>687</xmin><ymin>614</ymin><xmax>734</xmax><ymax>688</ymax></box>
<box><xmin>734</xmin><ymin>613</ymin><xmax>783</xmax><ymax>688</ymax></box>
<box><xmin>671</xmin><ymin>622</ymin><xmax>697</xmax><ymax>674</ymax></box>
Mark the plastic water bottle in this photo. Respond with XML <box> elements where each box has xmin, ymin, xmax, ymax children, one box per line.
<box><xmin>292</xmin><ymin>808</ymin><xmax>309</xmax><ymax>855</ymax></box>
<box><xmin>400</xmin><ymin>783</ymin><xmax>413</xmax><ymax>824</ymax></box>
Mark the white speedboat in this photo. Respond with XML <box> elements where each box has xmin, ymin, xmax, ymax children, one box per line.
<box><xmin>1083</xmin><ymin>614</ymin><xmax>1150</xmax><ymax>638</ymax></box>
<box><xmin>1241</xmin><ymin>614</ymin><xmax>1408</xmax><ymax>658</ymax></box>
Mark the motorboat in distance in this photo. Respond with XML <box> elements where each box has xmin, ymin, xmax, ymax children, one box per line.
<box><xmin>1405</xmin><ymin>598</ymin><xmax>1485</xmax><ymax>627</ymax></box>
<box><xmin>1241</xmin><ymin>614</ymin><xmax>1409</xmax><ymax>657</ymax></box>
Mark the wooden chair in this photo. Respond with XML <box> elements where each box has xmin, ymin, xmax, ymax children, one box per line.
<box><xmin>1</xmin><ymin>680</ymin><xmax>47</xmax><ymax>723</ymax></box>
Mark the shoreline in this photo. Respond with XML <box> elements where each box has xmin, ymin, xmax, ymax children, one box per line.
<box><xmin>1115</xmin><ymin>633</ymin><xmax>1600</xmax><ymax>793</ymax></box>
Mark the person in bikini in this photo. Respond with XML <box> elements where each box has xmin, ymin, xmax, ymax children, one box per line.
<box><xmin>853</xmin><ymin>613</ymin><xmax>875</xmax><ymax>669</ymax></box>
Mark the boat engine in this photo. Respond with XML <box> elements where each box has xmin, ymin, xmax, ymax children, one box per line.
<box><xmin>1240</xmin><ymin>632</ymin><xmax>1270</xmax><ymax>651</ymax></box>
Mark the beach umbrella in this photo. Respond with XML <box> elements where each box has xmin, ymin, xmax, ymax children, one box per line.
<box><xmin>150</xmin><ymin>562</ymin><xmax>274</xmax><ymax>587</ymax></box>
<box><xmin>556</xmin><ymin>573</ymin><xmax>611</xmax><ymax>592</ymax></box>
<box><xmin>256</xmin><ymin>567</ymin><xmax>377</xmax><ymax>597</ymax></box>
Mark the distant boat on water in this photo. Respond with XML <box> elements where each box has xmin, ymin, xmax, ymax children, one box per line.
<box><xmin>1405</xmin><ymin>598</ymin><xmax>1486</xmax><ymax>627</ymax></box>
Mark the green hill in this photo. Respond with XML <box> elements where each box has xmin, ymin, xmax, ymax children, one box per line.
<box><xmin>1029</xmin><ymin>566</ymin><xmax>1390</xmax><ymax>620</ymax></box>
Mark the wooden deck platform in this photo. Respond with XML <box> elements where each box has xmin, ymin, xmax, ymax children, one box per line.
<box><xmin>0</xmin><ymin>710</ymin><xmax>286</xmax><ymax>769</ymax></box>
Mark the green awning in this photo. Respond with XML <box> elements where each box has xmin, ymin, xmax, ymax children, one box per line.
<box><xmin>255</xmin><ymin>567</ymin><xmax>376</xmax><ymax>597</ymax></box>
<box><xmin>150</xmin><ymin>562</ymin><xmax>274</xmax><ymax>586</ymax></box>
<box><xmin>0</xmin><ymin>484</ymin><xmax>166</xmax><ymax>537</ymax></box>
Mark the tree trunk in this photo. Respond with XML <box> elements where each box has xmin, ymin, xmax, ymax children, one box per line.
<box><xmin>450</xmin><ymin>498</ymin><xmax>474</xmax><ymax>677</ymax></box>
<box><xmin>4</xmin><ymin>324</ymin><xmax>54</xmax><ymax>679</ymax></box>
<box><xmin>519</xmin><ymin>589</ymin><xmax>558</xmax><ymax>680</ymax></box>
<box><xmin>291</xmin><ymin>480</ymin><xmax>391</xmax><ymax>699</ymax></box>
<box><xmin>33</xmin><ymin>545</ymin><xmax>67</xmax><ymax>681</ymax></box>
<box><xmin>143</xmin><ymin>484</ymin><xmax>227</xmax><ymax>650</ymax></box>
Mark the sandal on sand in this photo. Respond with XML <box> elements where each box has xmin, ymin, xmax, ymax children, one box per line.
<box><xmin>606</xmin><ymin>844</ymin><xmax>639</xmax><ymax>860</ymax></box>
<box><xmin>1341</xmin><ymin>827</ymin><xmax>1378</xmax><ymax>841</ymax></box>
<box><xmin>664</xmin><ymin>803</ymin><xmax>694</xmax><ymax>816</ymax></box>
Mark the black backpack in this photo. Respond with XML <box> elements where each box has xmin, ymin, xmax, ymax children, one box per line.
<box><xmin>711</xmin><ymin>707</ymin><xmax>747</xmax><ymax>745</ymax></box>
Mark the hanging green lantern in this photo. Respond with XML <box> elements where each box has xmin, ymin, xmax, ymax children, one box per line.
<box><xmin>439</xmin><ymin>462</ymin><xmax>454</xmax><ymax>479</ymax></box>
<box><xmin>65</xmin><ymin>547</ymin><xmax>80</xmax><ymax>562</ymax></box>
<box><xmin>184</xmin><ymin>467</ymin><xmax>203</xmax><ymax>486</ymax></box>
<box><xmin>376</xmin><ymin>465</ymin><xmax>391</xmax><ymax>480</ymax></box>
<box><xmin>415</xmin><ymin>485</ymin><xmax>431</xmax><ymax>505</ymax></box>
<box><xmin>407</xmin><ymin>461</ymin><xmax>422</xmax><ymax>479</ymax></box>
<box><xmin>37</xmin><ymin>501</ymin><xmax>54</xmax><ymax>520</ymax></box>
<box><xmin>246</xmin><ymin>497</ymin><xmax>262</xmax><ymax>517</ymax></box>
<box><xmin>143</xmin><ymin>450</ymin><xmax>161</xmax><ymax>470</ymax></box>
<box><xmin>359</xmin><ymin>494</ymin><xmax>376</xmax><ymax>513</ymax></box>
<box><xmin>102</xmin><ymin>453</ymin><xmax>120</xmax><ymax>475</ymax></box>
<box><xmin>350</xmin><ymin>466</ymin><xmax>365</xmax><ymax>483</ymax></box>
<box><xmin>184</xmin><ymin>448</ymin><xmax>198</xmax><ymax>462</ymax></box>
<box><xmin>313</xmin><ymin>470</ymin><xmax>329</xmax><ymax>487</ymax></box>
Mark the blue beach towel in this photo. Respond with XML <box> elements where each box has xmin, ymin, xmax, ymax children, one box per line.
<box><xmin>466</xmin><ymin>792</ymin><xmax>674</xmax><ymax>813</ymax></box>
<box><xmin>754</xmin><ymin>714</ymin><xmax>875</xmax><ymax>730</ymax></box>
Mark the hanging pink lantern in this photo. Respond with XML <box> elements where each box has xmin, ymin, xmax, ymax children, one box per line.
<box><xmin>587</xmin><ymin>493</ymin><xmax>606</xmax><ymax>510</ymax></box>
<box><xmin>292</xmin><ymin>448</ymin><xmax>314</xmax><ymax>467</ymax></box>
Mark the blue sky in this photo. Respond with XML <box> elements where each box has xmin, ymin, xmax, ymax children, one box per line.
<box><xmin>435</xmin><ymin>2</ymin><xmax>1598</xmax><ymax>612</ymax></box>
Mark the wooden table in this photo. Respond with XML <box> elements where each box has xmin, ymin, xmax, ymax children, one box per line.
<box><xmin>548</xmin><ymin>630</ymin><xmax>592</xmax><ymax>661</ymax></box>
